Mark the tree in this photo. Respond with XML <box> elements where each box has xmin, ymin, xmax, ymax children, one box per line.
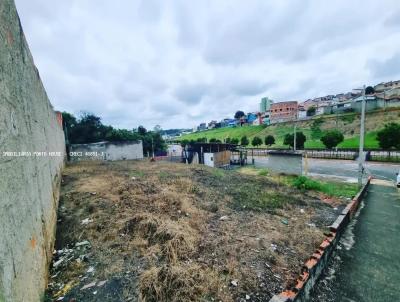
<box><xmin>265</xmin><ymin>135</ymin><xmax>275</xmax><ymax>146</ymax></box>
<box><xmin>320</xmin><ymin>130</ymin><xmax>344</xmax><ymax>149</ymax></box>
<box><xmin>138</xmin><ymin>125</ymin><xmax>147</xmax><ymax>136</ymax></box>
<box><xmin>234</xmin><ymin>110</ymin><xmax>245</xmax><ymax>119</ymax></box>
<box><xmin>196</xmin><ymin>137</ymin><xmax>207</xmax><ymax>143</ymax></box>
<box><xmin>225</xmin><ymin>137</ymin><xmax>231</xmax><ymax>144</ymax></box>
<box><xmin>284</xmin><ymin>132</ymin><xmax>307</xmax><ymax>149</ymax></box>
<box><xmin>231</xmin><ymin>138</ymin><xmax>239</xmax><ymax>145</ymax></box>
<box><xmin>209</xmin><ymin>138</ymin><xmax>217</xmax><ymax>143</ymax></box>
<box><xmin>307</xmin><ymin>106</ymin><xmax>316</xmax><ymax>116</ymax></box>
<box><xmin>377</xmin><ymin>123</ymin><xmax>400</xmax><ymax>149</ymax></box>
<box><xmin>251</xmin><ymin>136</ymin><xmax>262</xmax><ymax>147</ymax></box>
<box><xmin>240</xmin><ymin>136</ymin><xmax>249</xmax><ymax>146</ymax></box>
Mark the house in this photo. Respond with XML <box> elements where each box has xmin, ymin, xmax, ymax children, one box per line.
<box><xmin>259</xmin><ymin>97</ymin><xmax>273</xmax><ymax>113</ymax></box>
<box><xmin>374</xmin><ymin>80</ymin><xmax>400</xmax><ymax>92</ymax></box>
<box><xmin>197</xmin><ymin>123</ymin><xmax>207</xmax><ymax>131</ymax></box>
<box><xmin>297</xmin><ymin>104</ymin><xmax>307</xmax><ymax>119</ymax></box>
<box><xmin>270</xmin><ymin>101</ymin><xmax>298</xmax><ymax>124</ymax></box>
<box><xmin>182</xmin><ymin>143</ymin><xmax>234</xmax><ymax>168</ymax></box>
<box><xmin>208</xmin><ymin>120</ymin><xmax>218</xmax><ymax>129</ymax></box>
<box><xmin>246</xmin><ymin>113</ymin><xmax>258</xmax><ymax>124</ymax></box>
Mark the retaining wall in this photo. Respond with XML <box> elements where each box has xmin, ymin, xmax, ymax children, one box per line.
<box><xmin>0</xmin><ymin>1</ymin><xmax>65</xmax><ymax>301</ymax></box>
<box><xmin>270</xmin><ymin>177</ymin><xmax>371</xmax><ymax>302</ymax></box>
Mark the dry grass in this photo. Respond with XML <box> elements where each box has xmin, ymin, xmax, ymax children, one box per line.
<box><xmin>47</xmin><ymin>160</ymin><xmax>345</xmax><ymax>302</ymax></box>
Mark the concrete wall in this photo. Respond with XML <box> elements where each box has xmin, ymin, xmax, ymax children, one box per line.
<box><xmin>70</xmin><ymin>141</ymin><xmax>143</xmax><ymax>161</ymax></box>
<box><xmin>261</xmin><ymin>152</ymin><xmax>303</xmax><ymax>175</ymax></box>
<box><xmin>0</xmin><ymin>1</ymin><xmax>65</xmax><ymax>301</ymax></box>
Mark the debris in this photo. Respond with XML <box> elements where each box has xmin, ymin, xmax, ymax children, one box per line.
<box><xmin>87</xmin><ymin>266</ymin><xmax>95</xmax><ymax>273</ymax></box>
<box><xmin>75</xmin><ymin>240</ymin><xmax>90</xmax><ymax>247</ymax></box>
<box><xmin>81</xmin><ymin>218</ymin><xmax>93</xmax><ymax>225</ymax></box>
<box><xmin>231</xmin><ymin>280</ymin><xmax>238</xmax><ymax>287</ymax></box>
<box><xmin>300</xmin><ymin>209</ymin><xmax>305</xmax><ymax>214</ymax></box>
<box><xmin>56</xmin><ymin>296</ymin><xmax>64</xmax><ymax>301</ymax></box>
<box><xmin>246</xmin><ymin>294</ymin><xmax>250</xmax><ymax>300</ymax></box>
<box><xmin>53</xmin><ymin>258</ymin><xmax>63</xmax><ymax>268</ymax></box>
<box><xmin>281</xmin><ymin>219</ymin><xmax>289</xmax><ymax>225</ymax></box>
<box><xmin>81</xmin><ymin>281</ymin><xmax>96</xmax><ymax>290</ymax></box>
<box><xmin>270</xmin><ymin>244</ymin><xmax>278</xmax><ymax>251</ymax></box>
<box><xmin>97</xmin><ymin>280</ymin><xmax>107</xmax><ymax>287</ymax></box>
<box><xmin>219</xmin><ymin>215</ymin><xmax>229</xmax><ymax>221</ymax></box>
<box><xmin>93</xmin><ymin>291</ymin><xmax>97</xmax><ymax>295</ymax></box>
<box><xmin>333</xmin><ymin>207</ymin><xmax>338</xmax><ymax>211</ymax></box>
<box><xmin>90</xmin><ymin>192</ymin><xmax>97</xmax><ymax>195</ymax></box>
<box><xmin>307</xmin><ymin>223</ymin><xmax>316</xmax><ymax>227</ymax></box>
<box><xmin>131</xmin><ymin>176</ymin><xmax>136</xmax><ymax>180</ymax></box>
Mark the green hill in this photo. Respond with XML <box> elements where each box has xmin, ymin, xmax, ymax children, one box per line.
<box><xmin>178</xmin><ymin>108</ymin><xmax>400</xmax><ymax>149</ymax></box>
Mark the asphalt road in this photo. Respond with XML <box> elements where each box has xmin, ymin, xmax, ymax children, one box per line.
<box><xmin>253</xmin><ymin>157</ymin><xmax>400</xmax><ymax>183</ymax></box>
<box><xmin>311</xmin><ymin>182</ymin><xmax>400</xmax><ymax>301</ymax></box>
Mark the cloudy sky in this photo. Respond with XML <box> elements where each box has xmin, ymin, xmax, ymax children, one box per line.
<box><xmin>15</xmin><ymin>0</ymin><xmax>400</xmax><ymax>130</ymax></box>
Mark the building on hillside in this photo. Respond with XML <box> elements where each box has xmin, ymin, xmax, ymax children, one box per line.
<box><xmin>374</xmin><ymin>80</ymin><xmax>400</xmax><ymax>92</ymax></box>
<box><xmin>246</xmin><ymin>113</ymin><xmax>258</xmax><ymax>124</ymax></box>
<box><xmin>197</xmin><ymin>123</ymin><xmax>207</xmax><ymax>131</ymax></box>
<box><xmin>208</xmin><ymin>120</ymin><xmax>218</xmax><ymax>129</ymax></box>
<box><xmin>259</xmin><ymin>97</ymin><xmax>273</xmax><ymax>113</ymax></box>
<box><xmin>270</xmin><ymin>101</ymin><xmax>298</xmax><ymax>124</ymax></box>
<box><xmin>297</xmin><ymin>104</ymin><xmax>307</xmax><ymax>120</ymax></box>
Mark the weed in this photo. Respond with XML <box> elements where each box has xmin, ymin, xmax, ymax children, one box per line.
<box><xmin>258</xmin><ymin>169</ymin><xmax>269</xmax><ymax>176</ymax></box>
<box><xmin>291</xmin><ymin>176</ymin><xmax>358</xmax><ymax>198</ymax></box>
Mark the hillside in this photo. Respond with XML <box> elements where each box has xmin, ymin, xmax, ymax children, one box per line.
<box><xmin>179</xmin><ymin>108</ymin><xmax>400</xmax><ymax>149</ymax></box>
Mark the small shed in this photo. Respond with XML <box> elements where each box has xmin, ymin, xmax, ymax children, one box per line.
<box><xmin>182</xmin><ymin>143</ymin><xmax>236</xmax><ymax>168</ymax></box>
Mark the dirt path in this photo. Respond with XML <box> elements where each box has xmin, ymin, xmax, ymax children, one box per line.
<box><xmin>46</xmin><ymin>160</ymin><xmax>346</xmax><ymax>302</ymax></box>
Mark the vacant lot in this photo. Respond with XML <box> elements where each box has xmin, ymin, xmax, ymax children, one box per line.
<box><xmin>47</xmin><ymin>160</ymin><xmax>353</xmax><ymax>302</ymax></box>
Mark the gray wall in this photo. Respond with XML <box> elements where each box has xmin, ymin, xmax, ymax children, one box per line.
<box><xmin>258</xmin><ymin>152</ymin><xmax>303</xmax><ymax>175</ymax></box>
<box><xmin>70</xmin><ymin>141</ymin><xmax>144</xmax><ymax>161</ymax></box>
<box><xmin>0</xmin><ymin>1</ymin><xmax>65</xmax><ymax>301</ymax></box>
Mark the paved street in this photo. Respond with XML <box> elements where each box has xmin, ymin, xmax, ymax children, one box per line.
<box><xmin>253</xmin><ymin>157</ymin><xmax>400</xmax><ymax>183</ymax></box>
<box><xmin>311</xmin><ymin>182</ymin><xmax>400</xmax><ymax>301</ymax></box>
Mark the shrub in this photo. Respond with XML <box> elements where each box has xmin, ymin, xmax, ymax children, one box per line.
<box><xmin>231</xmin><ymin>138</ymin><xmax>239</xmax><ymax>145</ymax></box>
<box><xmin>377</xmin><ymin>122</ymin><xmax>400</xmax><ymax>149</ymax></box>
<box><xmin>283</xmin><ymin>132</ymin><xmax>306</xmax><ymax>149</ymax></box>
<box><xmin>320</xmin><ymin>130</ymin><xmax>344</xmax><ymax>149</ymax></box>
<box><xmin>251</xmin><ymin>136</ymin><xmax>262</xmax><ymax>146</ymax></box>
<box><xmin>265</xmin><ymin>135</ymin><xmax>275</xmax><ymax>146</ymax></box>
<box><xmin>240</xmin><ymin>136</ymin><xmax>249</xmax><ymax>146</ymax></box>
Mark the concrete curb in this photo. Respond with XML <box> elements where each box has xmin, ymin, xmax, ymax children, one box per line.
<box><xmin>269</xmin><ymin>177</ymin><xmax>372</xmax><ymax>302</ymax></box>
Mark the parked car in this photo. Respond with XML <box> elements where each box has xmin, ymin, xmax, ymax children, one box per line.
<box><xmin>397</xmin><ymin>171</ymin><xmax>400</xmax><ymax>188</ymax></box>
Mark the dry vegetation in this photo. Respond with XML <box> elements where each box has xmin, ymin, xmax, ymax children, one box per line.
<box><xmin>46</xmin><ymin>160</ymin><xmax>347</xmax><ymax>302</ymax></box>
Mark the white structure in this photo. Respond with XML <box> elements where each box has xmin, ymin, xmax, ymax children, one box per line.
<box><xmin>70</xmin><ymin>141</ymin><xmax>143</xmax><ymax>161</ymax></box>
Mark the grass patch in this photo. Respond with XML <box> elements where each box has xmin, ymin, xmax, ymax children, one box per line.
<box><xmin>291</xmin><ymin>176</ymin><xmax>358</xmax><ymax>198</ymax></box>
<box><xmin>257</xmin><ymin>168</ymin><xmax>269</xmax><ymax>176</ymax></box>
<box><xmin>230</xmin><ymin>183</ymin><xmax>290</xmax><ymax>211</ymax></box>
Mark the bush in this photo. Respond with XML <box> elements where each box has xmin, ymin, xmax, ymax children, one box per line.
<box><xmin>240</xmin><ymin>136</ymin><xmax>249</xmax><ymax>146</ymax></box>
<box><xmin>283</xmin><ymin>132</ymin><xmax>306</xmax><ymax>149</ymax></box>
<box><xmin>292</xmin><ymin>176</ymin><xmax>322</xmax><ymax>191</ymax></box>
<box><xmin>320</xmin><ymin>130</ymin><xmax>344</xmax><ymax>149</ymax></box>
<box><xmin>265</xmin><ymin>135</ymin><xmax>275</xmax><ymax>146</ymax></box>
<box><xmin>377</xmin><ymin>122</ymin><xmax>400</xmax><ymax>149</ymax></box>
<box><xmin>231</xmin><ymin>138</ymin><xmax>239</xmax><ymax>145</ymax></box>
<box><xmin>251</xmin><ymin>136</ymin><xmax>262</xmax><ymax>146</ymax></box>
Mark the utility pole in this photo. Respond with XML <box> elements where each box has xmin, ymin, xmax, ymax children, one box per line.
<box><xmin>151</xmin><ymin>136</ymin><xmax>155</xmax><ymax>158</ymax></box>
<box><xmin>293</xmin><ymin>106</ymin><xmax>298</xmax><ymax>151</ymax></box>
<box><xmin>358</xmin><ymin>85</ymin><xmax>366</xmax><ymax>187</ymax></box>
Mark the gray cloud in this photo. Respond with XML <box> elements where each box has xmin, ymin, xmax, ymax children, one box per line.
<box><xmin>14</xmin><ymin>0</ymin><xmax>400</xmax><ymax>129</ymax></box>
<box><xmin>368</xmin><ymin>53</ymin><xmax>400</xmax><ymax>79</ymax></box>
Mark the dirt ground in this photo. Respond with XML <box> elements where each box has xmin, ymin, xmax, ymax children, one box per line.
<box><xmin>46</xmin><ymin>160</ymin><xmax>347</xmax><ymax>302</ymax></box>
